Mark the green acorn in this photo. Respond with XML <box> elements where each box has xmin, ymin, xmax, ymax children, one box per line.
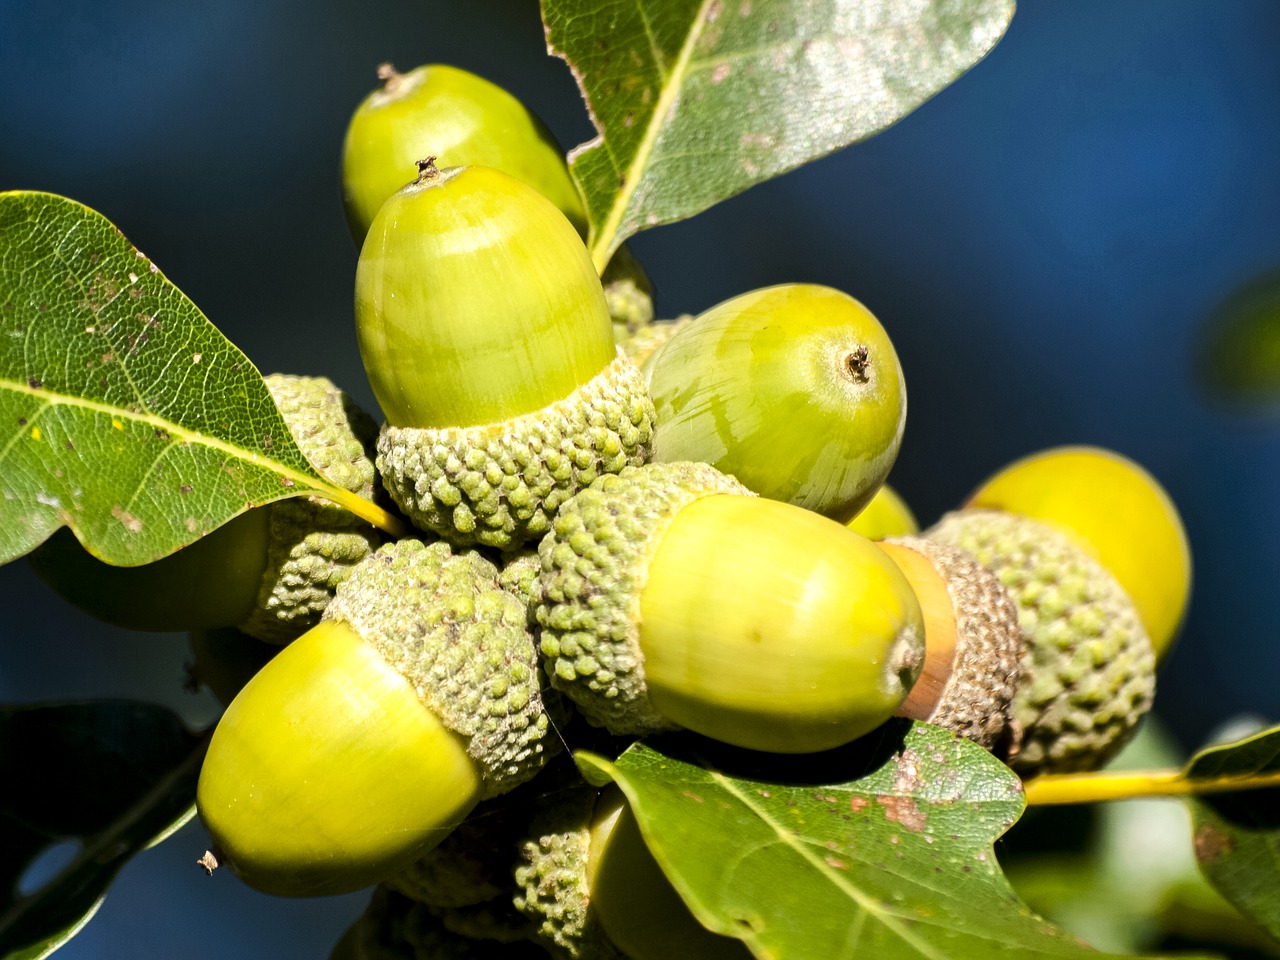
<box><xmin>357</xmin><ymin>162</ymin><xmax>654</xmax><ymax>551</ymax></box>
<box><xmin>513</xmin><ymin>781</ymin><xmax>750</xmax><ymax>960</ymax></box>
<box><xmin>197</xmin><ymin>538</ymin><xmax>563</xmax><ymax>896</ymax></box>
<box><xmin>29</xmin><ymin>374</ymin><xmax>383</xmax><ymax>642</ymax></box>
<box><xmin>342</xmin><ymin>63</ymin><xmax>588</xmax><ymax>244</ymax></box>
<box><xmin>341</xmin><ymin>63</ymin><xmax>654</xmax><ymax>329</ymax></box>
<box><xmin>927</xmin><ymin>509</ymin><xmax>1156</xmax><ymax>776</ymax></box>
<box><xmin>645</xmin><ymin>284</ymin><xmax>906</xmax><ymax>522</ymax></box>
<box><xmin>536</xmin><ymin>461</ymin><xmax>924</xmax><ymax>753</ymax></box>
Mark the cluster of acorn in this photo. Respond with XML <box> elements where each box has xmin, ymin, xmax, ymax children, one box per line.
<box><xmin>29</xmin><ymin>63</ymin><xmax>1192</xmax><ymax>959</ymax></box>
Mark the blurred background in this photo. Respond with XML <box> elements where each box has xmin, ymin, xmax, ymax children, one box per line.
<box><xmin>2</xmin><ymin>0</ymin><xmax>1278</xmax><ymax>956</ymax></box>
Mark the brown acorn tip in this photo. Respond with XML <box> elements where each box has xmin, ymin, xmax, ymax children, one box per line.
<box><xmin>883</xmin><ymin>537</ymin><xmax>1024</xmax><ymax>752</ymax></box>
<box><xmin>376</xmin><ymin>61</ymin><xmax>400</xmax><ymax>87</ymax></box>
<box><xmin>415</xmin><ymin>156</ymin><xmax>440</xmax><ymax>182</ymax></box>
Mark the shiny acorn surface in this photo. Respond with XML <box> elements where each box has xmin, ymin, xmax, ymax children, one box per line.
<box><xmin>355</xmin><ymin>163</ymin><xmax>615</xmax><ymax>430</ymax></box>
<box><xmin>647</xmin><ymin>284</ymin><xmax>906</xmax><ymax>522</ymax></box>
<box><xmin>341</xmin><ymin>63</ymin><xmax>587</xmax><ymax>244</ymax></box>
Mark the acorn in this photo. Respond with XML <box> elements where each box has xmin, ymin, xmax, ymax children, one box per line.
<box><xmin>927</xmin><ymin>509</ymin><xmax>1156</xmax><ymax>776</ymax></box>
<box><xmin>877</xmin><ymin>537</ymin><xmax>1024</xmax><ymax>751</ymax></box>
<box><xmin>535</xmin><ymin>461</ymin><xmax>925</xmax><ymax>753</ymax></box>
<box><xmin>513</xmin><ymin>781</ymin><xmax>751</xmax><ymax>960</ymax></box>
<box><xmin>644</xmin><ymin>284</ymin><xmax>906</xmax><ymax>522</ymax></box>
<box><xmin>357</xmin><ymin>162</ymin><xmax>654</xmax><ymax>551</ymax></box>
<box><xmin>847</xmin><ymin>483</ymin><xmax>919</xmax><ymax>540</ymax></box>
<box><xmin>342</xmin><ymin>63</ymin><xmax>588</xmax><ymax>244</ymax></box>
<box><xmin>196</xmin><ymin>537</ymin><xmax>563</xmax><ymax>896</ymax></box>
<box><xmin>28</xmin><ymin>374</ymin><xmax>384</xmax><ymax>642</ymax></box>
<box><xmin>341</xmin><ymin>63</ymin><xmax>654</xmax><ymax>329</ymax></box>
<box><xmin>964</xmin><ymin>446</ymin><xmax>1191</xmax><ymax>659</ymax></box>
<box><xmin>612</xmin><ymin>313</ymin><xmax>693</xmax><ymax>372</ymax></box>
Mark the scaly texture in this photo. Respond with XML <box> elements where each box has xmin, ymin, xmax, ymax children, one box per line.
<box><xmin>352</xmin><ymin>886</ymin><xmax>549</xmax><ymax>959</ymax></box>
<box><xmin>512</xmin><ymin>784</ymin><xmax>625</xmax><ymax>960</ymax></box>
<box><xmin>536</xmin><ymin>461</ymin><xmax>752</xmax><ymax>735</ymax></box>
<box><xmin>239</xmin><ymin>375</ymin><xmax>384</xmax><ymax>643</ymax></box>
<box><xmin>927</xmin><ymin>510</ymin><xmax>1156</xmax><ymax>775</ymax></box>
<box><xmin>499</xmin><ymin>550</ymin><xmax>543</xmax><ymax>631</ymax></box>
<box><xmin>324</xmin><ymin>539</ymin><xmax>561</xmax><ymax>796</ymax></box>
<box><xmin>886</xmin><ymin>536</ymin><xmax>1024</xmax><ymax>750</ymax></box>
<box><xmin>377</xmin><ymin>353</ymin><xmax>655</xmax><ymax>552</ymax></box>
<box><xmin>613</xmin><ymin>315</ymin><xmax>692</xmax><ymax>372</ymax></box>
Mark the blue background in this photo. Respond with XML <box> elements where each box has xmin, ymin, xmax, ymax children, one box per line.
<box><xmin>1</xmin><ymin>1</ymin><xmax>1278</xmax><ymax>956</ymax></box>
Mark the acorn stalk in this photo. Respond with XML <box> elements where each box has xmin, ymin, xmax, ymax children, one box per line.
<box><xmin>536</xmin><ymin>462</ymin><xmax>925</xmax><ymax>753</ymax></box>
<box><xmin>197</xmin><ymin>538</ymin><xmax>561</xmax><ymax>896</ymax></box>
<box><xmin>359</xmin><ymin>163</ymin><xmax>654</xmax><ymax>550</ymax></box>
<box><xmin>645</xmin><ymin>284</ymin><xmax>906</xmax><ymax>522</ymax></box>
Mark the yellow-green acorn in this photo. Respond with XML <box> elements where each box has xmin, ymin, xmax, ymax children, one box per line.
<box><xmin>847</xmin><ymin>483</ymin><xmax>919</xmax><ymax>540</ymax></box>
<box><xmin>927</xmin><ymin>510</ymin><xmax>1156</xmax><ymax>776</ymax></box>
<box><xmin>645</xmin><ymin>284</ymin><xmax>906</xmax><ymax>522</ymax></box>
<box><xmin>513</xmin><ymin>781</ymin><xmax>750</xmax><ymax>960</ymax></box>
<box><xmin>357</xmin><ymin>162</ymin><xmax>654</xmax><ymax>551</ymax></box>
<box><xmin>878</xmin><ymin>537</ymin><xmax>1024</xmax><ymax>751</ymax></box>
<box><xmin>341</xmin><ymin>63</ymin><xmax>654</xmax><ymax>330</ymax></box>
<box><xmin>28</xmin><ymin>374</ymin><xmax>383</xmax><ymax>642</ymax></box>
<box><xmin>197</xmin><ymin>538</ymin><xmax>562</xmax><ymax>896</ymax></box>
<box><xmin>342</xmin><ymin>63</ymin><xmax>588</xmax><ymax>245</ymax></box>
<box><xmin>536</xmin><ymin>461</ymin><xmax>925</xmax><ymax>753</ymax></box>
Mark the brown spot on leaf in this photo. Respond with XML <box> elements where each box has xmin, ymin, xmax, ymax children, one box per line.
<box><xmin>1193</xmin><ymin>822</ymin><xmax>1233</xmax><ymax>863</ymax></box>
<box><xmin>27</xmin><ymin>377</ymin><xmax>41</xmax><ymax>389</ymax></box>
<box><xmin>180</xmin><ymin>484</ymin><xmax>193</xmax><ymax>494</ymax></box>
<box><xmin>877</xmin><ymin>794</ymin><xmax>927</xmax><ymax>832</ymax></box>
<box><xmin>111</xmin><ymin>505</ymin><xmax>143</xmax><ymax>533</ymax></box>
<box><xmin>711</xmin><ymin>63</ymin><xmax>731</xmax><ymax>84</ymax></box>
<box><xmin>893</xmin><ymin>749</ymin><xmax>926</xmax><ymax>794</ymax></box>
<box><xmin>849</xmin><ymin>796</ymin><xmax>870</xmax><ymax>813</ymax></box>
<box><xmin>682</xmin><ymin>790</ymin><xmax>704</xmax><ymax>803</ymax></box>
<box><xmin>823</xmin><ymin>856</ymin><xmax>848</xmax><ymax>870</ymax></box>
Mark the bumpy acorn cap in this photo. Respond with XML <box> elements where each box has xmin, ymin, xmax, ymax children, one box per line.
<box><xmin>538</xmin><ymin>462</ymin><xmax>925</xmax><ymax>752</ymax></box>
<box><xmin>197</xmin><ymin>538</ymin><xmax>561</xmax><ymax>896</ymax></box>
<box><xmin>513</xmin><ymin>781</ymin><xmax>627</xmax><ymax>960</ymax></box>
<box><xmin>359</xmin><ymin>164</ymin><xmax>655</xmax><ymax>550</ymax></box>
<box><xmin>880</xmin><ymin>537</ymin><xmax>1024</xmax><ymax>750</ymax></box>
<box><xmin>537</xmin><ymin>461</ymin><xmax>750</xmax><ymax>736</ymax></box>
<box><xmin>645</xmin><ymin>283</ymin><xmax>906</xmax><ymax>522</ymax></box>
<box><xmin>926</xmin><ymin>509</ymin><xmax>1156</xmax><ymax>776</ymax></box>
<box><xmin>325</xmin><ymin>538</ymin><xmax>562</xmax><ymax>794</ymax></box>
<box><xmin>613</xmin><ymin>314</ymin><xmax>692</xmax><ymax>372</ymax></box>
<box><xmin>239</xmin><ymin>373</ymin><xmax>384</xmax><ymax>643</ymax></box>
<box><xmin>346</xmin><ymin>886</ymin><xmax>550</xmax><ymax>960</ymax></box>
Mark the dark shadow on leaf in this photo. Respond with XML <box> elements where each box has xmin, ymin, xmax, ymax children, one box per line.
<box><xmin>643</xmin><ymin>718</ymin><xmax>914</xmax><ymax>789</ymax></box>
<box><xmin>1198</xmin><ymin>787</ymin><xmax>1280</xmax><ymax>831</ymax></box>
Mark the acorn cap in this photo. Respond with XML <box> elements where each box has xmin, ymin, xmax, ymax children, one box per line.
<box><xmin>238</xmin><ymin>374</ymin><xmax>384</xmax><ymax>642</ymax></box>
<box><xmin>645</xmin><ymin>284</ymin><xmax>906</xmax><ymax>522</ymax></box>
<box><xmin>377</xmin><ymin>351</ymin><xmax>654</xmax><ymax>551</ymax></box>
<box><xmin>537</xmin><ymin>462</ymin><xmax>925</xmax><ymax>752</ymax></box>
<box><xmin>197</xmin><ymin>539</ymin><xmax>561</xmax><ymax>896</ymax></box>
<box><xmin>341</xmin><ymin>63</ymin><xmax>588</xmax><ymax>244</ymax></box>
<box><xmin>512</xmin><ymin>781</ymin><xmax>627</xmax><ymax>960</ymax></box>
<box><xmin>880</xmin><ymin>537</ymin><xmax>1023</xmax><ymax>751</ymax></box>
<box><xmin>600</xmin><ymin>242</ymin><xmax>655</xmax><ymax>330</ymax></box>
<box><xmin>498</xmin><ymin>549</ymin><xmax>542</xmax><ymax>630</ymax></box>
<box><xmin>926</xmin><ymin>509</ymin><xmax>1157</xmax><ymax>776</ymax></box>
<box><xmin>965</xmin><ymin>446</ymin><xmax>1191</xmax><ymax>660</ymax></box>
<box><xmin>613</xmin><ymin>314</ymin><xmax>693</xmax><ymax>372</ymax></box>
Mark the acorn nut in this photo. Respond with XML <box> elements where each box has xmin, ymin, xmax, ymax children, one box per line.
<box><xmin>28</xmin><ymin>374</ymin><xmax>384</xmax><ymax>642</ymax></box>
<box><xmin>196</xmin><ymin>538</ymin><xmax>563</xmax><ymax>896</ymax></box>
<box><xmin>357</xmin><ymin>163</ymin><xmax>655</xmax><ymax>551</ymax></box>
<box><xmin>536</xmin><ymin>461</ymin><xmax>925</xmax><ymax>753</ymax></box>
<box><xmin>847</xmin><ymin>483</ymin><xmax>919</xmax><ymax>540</ymax></box>
<box><xmin>645</xmin><ymin>284</ymin><xmax>906</xmax><ymax>522</ymax></box>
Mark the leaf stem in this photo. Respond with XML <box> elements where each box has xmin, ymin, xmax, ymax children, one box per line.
<box><xmin>1022</xmin><ymin>768</ymin><xmax>1280</xmax><ymax>806</ymax></box>
<box><xmin>316</xmin><ymin>486</ymin><xmax>410</xmax><ymax>539</ymax></box>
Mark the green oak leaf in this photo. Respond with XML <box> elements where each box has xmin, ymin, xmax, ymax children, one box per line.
<box><xmin>1186</xmin><ymin>725</ymin><xmax>1280</xmax><ymax>943</ymax></box>
<box><xmin>0</xmin><ymin>701</ymin><xmax>207</xmax><ymax>959</ymax></box>
<box><xmin>579</xmin><ymin>721</ymin><xmax>1206</xmax><ymax>960</ymax></box>
<box><xmin>0</xmin><ymin>191</ymin><xmax>395</xmax><ymax>568</ymax></box>
<box><xmin>543</xmin><ymin>0</ymin><xmax>1016</xmax><ymax>269</ymax></box>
